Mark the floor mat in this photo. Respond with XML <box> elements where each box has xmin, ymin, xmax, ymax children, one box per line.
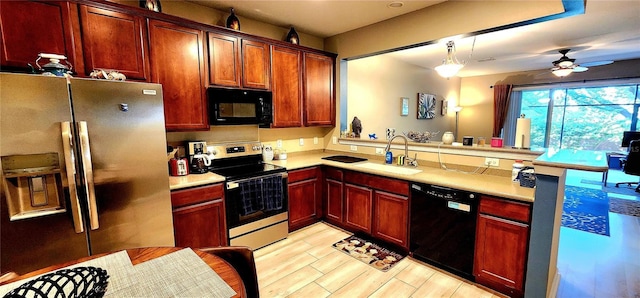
<box><xmin>332</xmin><ymin>235</ymin><xmax>406</xmax><ymax>272</ymax></box>
<box><xmin>609</xmin><ymin>197</ymin><xmax>640</xmax><ymax>217</ymax></box>
<box><xmin>562</xmin><ymin>186</ymin><xmax>610</xmax><ymax>236</ymax></box>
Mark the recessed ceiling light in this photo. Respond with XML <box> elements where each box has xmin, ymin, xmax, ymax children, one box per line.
<box><xmin>388</xmin><ymin>2</ymin><xmax>404</xmax><ymax>8</ymax></box>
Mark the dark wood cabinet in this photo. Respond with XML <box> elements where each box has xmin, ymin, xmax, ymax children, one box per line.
<box><xmin>324</xmin><ymin>168</ymin><xmax>344</xmax><ymax>226</ymax></box>
<box><xmin>148</xmin><ymin>19</ymin><xmax>208</xmax><ymax>131</ymax></box>
<box><xmin>344</xmin><ymin>183</ymin><xmax>373</xmax><ymax>234</ymax></box>
<box><xmin>474</xmin><ymin>196</ymin><xmax>531</xmax><ymax>298</ymax></box>
<box><xmin>288</xmin><ymin>167</ymin><xmax>322</xmax><ymax>231</ymax></box>
<box><xmin>271</xmin><ymin>45</ymin><xmax>302</xmax><ymax>127</ymax></box>
<box><xmin>303</xmin><ymin>52</ymin><xmax>334</xmax><ymax>126</ymax></box>
<box><xmin>0</xmin><ymin>1</ymin><xmax>82</xmax><ymax>74</ymax></box>
<box><xmin>207</xmin><ymin>32</ymin><xmax>240</xmax><ymax>87</ymax></box>
<box><xmin>171</xmin><ymin>184</ymin><xmax>227</xmax><ymax>248</ymax></box>
<box><xmin>242</xmin><ymin>39</ymin><xmax>270</xmax><ymax>89</ymax></box>
<box><xmin>372</xmin><ymin>190</ymin><xmax>409</xmax><ymax>248</ymax></box>
<box><xmin>79</xmin><ymin>5</ymin><xmax>149</xmax><ymax>81</ymax></box>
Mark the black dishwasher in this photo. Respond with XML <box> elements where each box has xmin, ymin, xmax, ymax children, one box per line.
<box><xmin>410</xmin><ymin>183</ymin><xmax>478</xmax><ymax>281</ymax></box>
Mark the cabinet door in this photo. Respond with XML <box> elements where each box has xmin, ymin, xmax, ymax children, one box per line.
<box><xmin>474</xmin><ymin>214</ymin><xmax>529</xmax><ymax>297</ymax></box>
<box><xmin>325</xmin><ymin>179</ymin><xmax>343</xmax><ymax>225</ymax></box>
<box><xmin>148</xmin><ymin>20</ymin><xmax>207</xmax><ymax>131</ymax></box>
<box><xmin>288</xmin><ymin>177</ymin><xmax>320</xmax><ymax>231</ymax></box>
<box><xmin>303</xmin><ymin>53</ymin><xmax>334</xmax><ymax>126</ymax></box>
<box><xmin>242</xmin><ymin>40</ymin><xmax>270</xmax><ymax>89</ymax></box>
<box><xmin>0</xmin><ymin>1</ymin><xmax>80</xmax><ymax>73</ymax></box>
<box><xmin>171</xmin><ymin>184</ymin><xmax>227</xmax><ymax>248</ymax></box>
<box><xmin>173</xmin><ymin>199</ymin><xmax>227</xmax><ymax>248</ymax></box>
<box><xmin>344</xmin><ymin>183</ymin><xmax>373</xmax><ymax>233</ymax></box>
<box><xmin>271</xmin><ymin>46</ymin><xmax>302</xmax><ymax>128</ymax></box>
<box><xmin>208</xmin><ymin>33</ymin><xmax>240</xmax><ymax>87</ymax></box>
<box><xmin>79</xmin><ymin>5</ymin><xmax>148</xmax><ymax>81</ymax></box>
<box><xmin>373</xmin><ymin>191</ymin><xmax>408</xmax><ymax>248</ymax></box>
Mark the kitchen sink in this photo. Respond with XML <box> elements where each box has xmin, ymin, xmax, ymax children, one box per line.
<box><xmin>321</xmin><ymin>155</ymin><xmax>368</xmax><ymax>163</ymax></box>
<box><xmin>354</xmin><ymin>162</ymin><xmax>422</xmax><ymax>175</ymax></box>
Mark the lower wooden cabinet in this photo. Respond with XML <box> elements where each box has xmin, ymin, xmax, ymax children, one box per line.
<box><xmin>474</xmin><ymin>196</ymin><xmax>531</xmax><ymax>298</ymax></box>
<box><xmin>323</xmin><ymin>167</ymin><xmax>409</xmax><ymax>248</ymax></box>
<box><xmin>288</xmin><ymin>167</ymin><xmax>322</xmax><ymax>231</ymax></box>
<box><xmin>372</xmin><ymin>191</ymin><xmax>409</xmax><ymax>248</ymax></box>
<box><xmin>344</xmin><ymin>183</ymin><xmax>373</xmax><ymax>234</ymax></box>
<box><xmin>171</xmin><ymin>184</ymin><xmax>227</xmax><ymax>248</ymax></box>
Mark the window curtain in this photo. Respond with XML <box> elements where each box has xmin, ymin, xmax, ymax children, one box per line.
<box><xmin>503</xmin><ymin>91</ymin><xmax>522</xmax><ymax>146</ymax></box>
<box><xmin>492</xmin><ymin>84</ymin><xmax>513</xmax><ymax>137</ymax></box>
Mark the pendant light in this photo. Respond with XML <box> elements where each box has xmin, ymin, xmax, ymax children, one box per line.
<box><xmin>286</xmin><ymin>27</ymin><xmax>300</xmax><ymax>45</ymax></box>
<box><xmin>434</xmin><ymin>41</ymin><xmax>464</xmax><ymax>79</ymax></box>
<box><xmin>226</xmin><ymin>8</ymin><xmax>240</xmax><ymax>30</ymax></box>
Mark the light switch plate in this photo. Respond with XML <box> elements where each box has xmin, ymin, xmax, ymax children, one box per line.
<box><xmin>375</xmin><ymin>148</ymin><xmax>384</xmax><ymax>155</ymax></box>
<box><xmin>313</xmin><ymin>137</ymin><xmax>318</xmax><ymax>145</ymax></box>
<box><xmin>350</xmin><ymin>145</ymin><xmax>357</xmax><ymax>151</ymax></box>
<box><xmin>332</xmin><ymin>137</ymin><xmax>337</xmax><ymax>144</ymax></box>
<box><xmin>276</xmin><ymin>139</ymin><xmax>282</xmax><ymax>148</ymax></box>
<box><xmin>484</xmin><ymin>158</ymin><xmax>500</xmax><ymax>167</ymax></box>
<box><xmin>299</xmin><ymin>138</ymin><xmax>304</xmax><ymax>146</ymax></box>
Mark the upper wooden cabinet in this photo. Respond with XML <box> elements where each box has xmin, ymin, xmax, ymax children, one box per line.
<box><xmin>303</xmin><ymin>53</ymin><xmax>335</xmax><ymax>126</ymax></box>
<box><xmin>207</xmin><ymin>32</ymin><xmax>240</xmax><ymax>87</ymax></box>
<box><xmin>79</xmin><ymin>5</ymin><xmax>149</xmax><ymax>81</ymax></box>
<box><xmin>242</xmin><ymin>40</ymin><xmax>270</xmax><ymax>90</ymax></box>
<box><xmin>148</xmin><ymin>20</ymin><xmax>208</xmax><ymax>131</ymax></box>
<box><xmin>0</xmin><ymin>1</ymin><xmax>82</xmax><ymax>74</ymax></box>
<box><xmin>271</xmin><ymin>45</ymin><xmax>302</xmax><ymax>127</ymax></box>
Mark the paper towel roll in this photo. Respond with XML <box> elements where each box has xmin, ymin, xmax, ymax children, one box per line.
<box><xmin>514</xmin><ymin>117</ymin><xmax>531</xmax><ymax>149</ymax></box>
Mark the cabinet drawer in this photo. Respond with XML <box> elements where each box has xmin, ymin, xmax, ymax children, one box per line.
<box><xmin>288</xmin><ymin>167</ymin><xmax>319</xmax><ymax>183</ymax></box>
<box><xmin>345</xmin><ymin>171</ymin><xmax>409</xmax><ymax>196</ymax></box>
<box><xmin>479</xmin><ymin>196</ymin><xmax>531</xmax><ymax>223</ymax></box>
<box><xmin>171</xmin><ymin>184</ymin><xmax>224</xmax><ymax>208</ymax></box>
<box><xmin>324</xmin><ymin>167</ymin><xmax>343</xmax><ymax>181</ymax></box>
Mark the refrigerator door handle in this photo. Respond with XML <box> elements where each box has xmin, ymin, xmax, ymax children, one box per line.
<box><xmin>77</xmin><ymin>121</ymin><xmax>100</xmax><ymax>230</ymax></box>
<box><xmin>61</xmin><ymin>122</ymin><xmax>85</xmax><ymax>233</ymax></box>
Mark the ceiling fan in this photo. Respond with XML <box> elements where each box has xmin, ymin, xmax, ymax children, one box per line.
<box><xmin>550</xmin><ymin>49</ymin><xmax>613</xmax><ymax>77</ymax></box>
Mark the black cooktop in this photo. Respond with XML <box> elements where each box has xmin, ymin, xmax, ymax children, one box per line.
<box><xmin>210</xmin><ymin>162</ymin><xmax>285</xmax><ymax>180</ymax></box>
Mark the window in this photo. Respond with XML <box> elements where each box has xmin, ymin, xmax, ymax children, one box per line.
<box><xmin>508</xmin><ymin>81</ymin><xmax>640</xmax><ymax>151</ymax></box>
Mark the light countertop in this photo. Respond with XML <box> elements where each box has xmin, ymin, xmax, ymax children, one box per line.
<box><xmin>533</xmin><ymin>148</ymin><xmax>609</xmax><ymax>172</ymax></box>
<box><xmin>170</xmin><ymin>151</ymin><xmax>536</xmax><ymax>202</ymax></box>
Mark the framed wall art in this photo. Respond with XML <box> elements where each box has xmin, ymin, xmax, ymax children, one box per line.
<box><xmin>441</xmin><ymin>99</ymin><xmax>448</xmax><ymax>115</ymax></box>
<box><xmin>417</xmin><ymin>93</ymin><xmax>436</xmax><ymax>119</ymax></box>
<box><xmin>401</xmin><ymin>97</ymin><xmax>409</xmax><ymax>116</ymax></box>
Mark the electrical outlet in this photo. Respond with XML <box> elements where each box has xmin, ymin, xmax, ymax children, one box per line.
<box><xmin>299</xmin><ymin>138</ymin><xmax>304</xmax><ymax>146</ymax></box>
<box><xmin>313</xmin><ymin>137</ymin><xmax>318</xmax><ymax>145</ymax></box>
<box><xmin>350</xmin><ymin>145</ymin><xmax>358</xmax><ymax>151</ymax></box>
<box><xmin>484</xmin><ymin>158</ymin><xmax>500</xmax><ymax>167</ymax></box>
<box><xmin>375</xmin><ymin>148</ymin><xmax>384</xmax><ymax>155</ymax></box>
<box><xmin>276</xmin><ymin>139</ymin><xmax>282</xmax><ymax>148</ymax></box>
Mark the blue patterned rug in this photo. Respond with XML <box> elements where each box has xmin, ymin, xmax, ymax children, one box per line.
<box><xmin>562</xmin><ymin>186</ymin><xmax>610</xmax><ymax>236</ymax></box>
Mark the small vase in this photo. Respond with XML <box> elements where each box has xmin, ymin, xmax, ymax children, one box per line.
<box><xmin>442</xmin><ymin>132</ymin><xmax>454</xmax><ymax>145</ymax></box>
<box><xmin>226</xmin><ymin>8</ymin><xmax>240</xmax><ymax>30</ymax></box>
<box><xmin>286</xmin><ymin>27</ymin><xmax>299</xmax><ymax>44</ymax></box>
<box><xmin>140</xmin><ymin>0</ymin><xmax>161</xmax><ymax>12</ymax></box>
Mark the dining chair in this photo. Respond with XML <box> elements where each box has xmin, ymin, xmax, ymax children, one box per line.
<box><xmin>615</xmin><ymin>139</ymin><xmax>640</xmax><ymax>192</ymax></box>
<box><xmin>200</xmin><ymin>246</ymin><xmax>259</xmax><ymax>298</ymax></box>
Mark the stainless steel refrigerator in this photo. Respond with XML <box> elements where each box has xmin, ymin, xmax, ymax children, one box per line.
<box><xmin>0</xmin><ymin>73</ymin><xmax>174</xmax><ymax>274</ymax></box>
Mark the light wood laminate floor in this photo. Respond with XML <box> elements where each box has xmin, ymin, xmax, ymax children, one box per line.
<box><xmin>254</xmin><ymin>222</ymin><xmax>504</xmax><ymax>298</ymax></box>
<box><xmin>254</xmin><ymin>170</ymin><xmax>640</xmax><ymax>298</ymax></box>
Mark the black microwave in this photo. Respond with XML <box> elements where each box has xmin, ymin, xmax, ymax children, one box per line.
<box><xmin>207</xmin><ymin>87</ymin><xmax>273</xmax><ymax>128</ymax></box>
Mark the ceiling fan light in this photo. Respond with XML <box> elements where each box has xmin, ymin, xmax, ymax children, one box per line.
<box><xmin>552</xmin><ymin>68</ymin><xmax>573</xmax><ymax>77</ymax></box>
<box><xmin>558</xmin><ymin>60</ymin><xmax>574</xmax><ymax>68</ymax></box>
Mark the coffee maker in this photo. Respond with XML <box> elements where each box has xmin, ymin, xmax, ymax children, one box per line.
<box><xmin>187</xmin><ymin>141</ymin><xmax>211</xmax><ymax>174</ymax></box>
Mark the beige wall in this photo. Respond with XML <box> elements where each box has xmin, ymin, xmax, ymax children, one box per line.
<box><xmin>346</xmin><ymin>55</ymin><xmax>459</xmax><ymax>141</ymax></box>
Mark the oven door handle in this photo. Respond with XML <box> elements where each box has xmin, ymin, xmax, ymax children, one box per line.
<box><xmin>226</xmin><ymin>172</ymin><xmax>287</xmax><ymax>188</ymax></box>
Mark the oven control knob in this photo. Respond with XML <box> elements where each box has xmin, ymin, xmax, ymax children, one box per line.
<box><xmin>469</xmin><ymin>194</ymin><xmax>475</xmax><ymax>199</ymax></box>
<box><xmin>252</xmin><ymin>146</ymin><xmax>260</xmax><ymax>151</ymax></box>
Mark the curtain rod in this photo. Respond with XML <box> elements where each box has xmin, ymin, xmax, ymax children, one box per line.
<box><xmin>489</xmin><ymin>75</ymin><xmax>640</xmax><ymax>89</ymax></box>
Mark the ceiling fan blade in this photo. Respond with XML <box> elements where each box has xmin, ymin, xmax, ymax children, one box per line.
<box><xmin>579</xmin><ymin>60</ymin><xmax>614</xmax><ymax>67</ymax></box>
<box><xmin>573</xmin><ymin>66</ymin><xmax>589</xmax><ymax>72</ymax></box>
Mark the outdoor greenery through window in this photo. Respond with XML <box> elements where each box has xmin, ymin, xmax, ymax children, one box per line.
<box><xmin>517</xmin><ymin>83</ymin><xmax>640</xmax><ymax>151</ymax></box>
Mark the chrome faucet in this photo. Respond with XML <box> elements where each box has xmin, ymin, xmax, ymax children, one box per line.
<box><xmin>384</xmin><ymin>135</ymin><xmax>418</xmax><ymax>167</ymax></box>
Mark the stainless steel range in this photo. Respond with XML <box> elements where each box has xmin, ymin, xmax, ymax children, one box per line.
<box><xmin>207</xmin><ymin>142</ymin><xmax>288</xmax><ymax>249</ymax></box>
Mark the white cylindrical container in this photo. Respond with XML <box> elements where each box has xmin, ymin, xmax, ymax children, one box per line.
<box><xmin>514</xmin><ymin>115</ymin><xmax>531</xmax><ymax>149</ymax></box>
<box><xmin>512</xmin><ymin>160</ymin><xmax>524</xmax><ymax>182</ymax></box>
<box><xmin>262</xmin><ymin>145</ymin><xmax>274</xmax><ymax>161</ymax></box>
<box><xmin>442</xmin><ymin>132</ymin><xmax>454</xmax><ymax>145</ymax></box>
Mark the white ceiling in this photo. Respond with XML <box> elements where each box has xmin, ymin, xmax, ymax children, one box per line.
<box><xmin>190</xmin><ymin>0</ymin><xmax>640</xmax><ymax>77</ymax></box>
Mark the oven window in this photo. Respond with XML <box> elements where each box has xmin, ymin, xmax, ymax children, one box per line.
<box><xmin>219</xmin><ymin>103</ymin><xmax>256</xmax><ymax>118</ymax></box>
